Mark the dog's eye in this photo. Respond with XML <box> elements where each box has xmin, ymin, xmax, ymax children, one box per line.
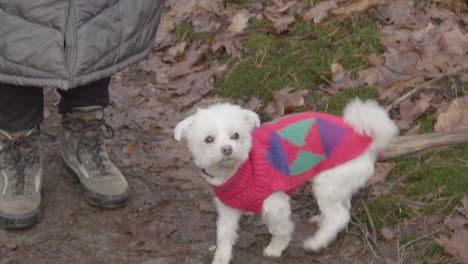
<box><xmin>231</xmin><ymin>133</ymin><xmax>239</xmax><ymax>140</ymax></box>
<box><xmin>204</xmin><ymin>136</ymin><xmax>214</xmax><ymax>143</ymax></box>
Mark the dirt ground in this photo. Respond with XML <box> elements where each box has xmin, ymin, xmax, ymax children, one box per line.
<box><xmin>0</xmin><ymin>69</ymin><xmax>411</xmax><ymax>264</ymax></box>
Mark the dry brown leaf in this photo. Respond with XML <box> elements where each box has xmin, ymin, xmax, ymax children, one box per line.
<box><xmin>192</xmin><ymin>12</ymin><xmax>222</xmax><ymax>33</ymax></box>
<box><xmin>331</xmin><ymin>63</ymin><xmax>346</xmax><ymax>83</ymax></box>
<box><xmin>380</xmin><ymin>226</ymin><xmax>396</xmax><ymax>240</ymax></box>
<box><xmin>435</xmin><ymin>233</ymin><xmax>468</xmax><ymax>264</ymax></box>
<box><xmin>264</xmin><ymin>0</ymin><xmax>297</xmax><ymax>34</ymax></box>
<box><xmin>303</xmin><ymin>1</ymin><xmax>337</xmax><ymax>23</ymax></box>
<box><xmin>330</xmin><ymin>63</ymin><xmax>380</xmax><ymax>89</ymax></box>
<box><xmin>263</xmin><ymin>86</ymin><xmax>307</xmax><ymax>118</ymax></box>
<box><xmin>162</xmin><ymin>42</ymin><xmax>187</xmax><ymax>63</ymax></box>
<box><xmin>376</xmin><ymin>0</ymin><xmax>412</xmax><ymax>25</ymax></box>
<box><xmin>211</xmin><ymin>33</ymin><xmax>244</xmax><ymax>56</ymax></box>
<box><xmin>368</xmin><ymin>162</ymin><xmax>396</xmax><ymax>185</ymax></box>
<box><xmin>436</xmin><ymin>198</ymin><xmax>468</xmax><ymax>264</ymax></box>
<box><xmin>458</xmin><ymin>196</ymin><xmax>468</xmax><ymax>217</ymax></box>
<box><xmin>122</xmin><ymin>143</ymin><xmax>137</xmax><ymax>154</ymax></box>
<box><xmin>333</xmin><ymin>0</ymin><xmax>387</xmax><ymax>14</ymax></box>
<box><xmin>167</xmin><ymin>42</ymin><xmax>209</xmax><ymax>79</ymax></box>
<box><xmin>228</xmin><ymin>10</ymin><xmax>251</xmax><ymax>34</ymax></box>
<box><xmin>396</xmin><ymin>93</ymin><xmax>434</xmax><ymax>130</ymax></box>
<box><xmin>435</xmin><ymin>96</ymin><xmax>468</xmax><ymax>132</ymax></box>
<box><xmin>441</xmin><ymin>25</ymin><xmax>468</xmax><ymax>55</ymax></box>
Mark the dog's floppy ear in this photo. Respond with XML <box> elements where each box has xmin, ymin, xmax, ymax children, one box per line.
<box><xmin>243</xmin><ymin>109</ymin><xmax>260</xmax><ymax>129</ymax></box>
<box><xmin>174</xmin><ymin>115</ymin><xmax>195</xmax><ymax>141</ymax></box>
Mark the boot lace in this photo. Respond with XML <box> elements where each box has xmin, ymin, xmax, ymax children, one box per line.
<box><xmin>62</xmin><ymin>116</ymin><xmax>115</xmax><ymax>176</ymax></box>
<box><xmin>0</xmin><ymin>130</ymin><xmax>54</xmax><ymax>196</ymax></box>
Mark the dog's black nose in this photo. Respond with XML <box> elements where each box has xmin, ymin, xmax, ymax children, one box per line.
<box><xmin>221</xmin><ymin>145</ymin><xmax>233</xmax><ymax>156</ymax></box>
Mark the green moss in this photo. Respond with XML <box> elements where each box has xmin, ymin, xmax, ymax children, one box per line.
<box><xmin>418</xmin><ymin>107</ymin><xmax>438</xmax><ymax>133</ymax></box>
<box><xmin>245</xmin><ymin>34</ymin><xmax>278</xmax><ymax>52</ymax></box>
<box><xmin>320</xmin><ymin>86</ymin><xmax>378</xmax><ymax>114</ymax></box>
<box><xmin>172</xmin><ymin>22</ymin><xmax>197</xmax><ymax>43</ymax></box>
<box><xmin>416</xmin><ymin>241</ymin><xmax>457</xmax><ymax>264</ymax></box>
<box><xmin>214</xmin><ymin>14</ymin><xmax>381</xmax><ymax>102</ymax></box>
<box><xmin>386</xmin><ymin>145</ymin><xmax>468</xmax><ymax>216</ymax></box>
<box><xmin>400</xmin><ymin>233</ymin><xmax>420</xmax><ymax>245</ymax></box>
<box><xmin>359</xmin><ymin>195</ymin><xmax>410</xmax><ymax>235</ymax></box>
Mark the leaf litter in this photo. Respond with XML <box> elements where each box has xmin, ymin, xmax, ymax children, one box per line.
<box><xmin>1</xmin><ymin>0</ymin><xmax>467</xmax><ymax>263</ymax></box>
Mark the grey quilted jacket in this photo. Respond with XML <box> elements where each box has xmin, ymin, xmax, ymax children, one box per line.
<box><xmin>0</xmin><ymin>0</ymin><xmax>162</xmax><ymax>90</ymax></box>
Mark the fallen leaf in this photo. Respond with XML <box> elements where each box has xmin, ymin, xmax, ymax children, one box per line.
<box><xmin>441</xmin><ymin>24</ymin><xmax>468</xmax><ymax>55</ymax></box>
<box><xmin>162</xmin><ymin>42</ymin><xmax>187</xmax><ymax>63</ymax></box>
<box><xmin>199</xmin><ymin>200</ymin><xmax>214</xmax><ymax>212</ymax></box>
<box><xmin>167</xmin><ymin>42</ymin><xmax>209</xmax><ymax>80</ymax></box>
<box><xmin>368</xmin><ymin>162</ymin><xmax>396</xmax><ymax>185</ymax></box>
<box><xmin>211</xmin><ymin>33</ymin><xmax>244</xmax><ymax>56</ymax></box>
<box><xmin>434</xmin><ymin>96</ymin><xmax>468</xmax><ymax>132</ymax></box>
<box><xmin>396</xmin><ymin>93</ymin><xmax>434</xmax><ymax>130</ymax></box>
<box><xmin>228</xmin><ymin>10</ymin><xmax>251</xmax><ymax>34</ymax></box>
<box><xmin>436</xmin><ymin>196</ymin><xmax>468</xmax><ymax>264</ymax></box>
<box><xmin>333</xmin><ymin>0</ymin><xmax>387</xmax><ymax>14</ymax></box>
<box><xmin>435</xmin><ymin>233</ymin><xmax>468</xmax><ymax>264</ymax></box>
<box><xmin>458</xmin><ymin>196</ymin><xmax>468</xmax><ymax>217</ymax></box>
<box><xmin>381</xmin><ymin>226</ymin><xmax>396</xmax><ymax>240</ymax></box>
<box><xmin>264</xmin><ymin>0</ymin><xmax>297</xmax><ymax>34</ymax></box>
<box><xmin>303</xmin><ymin>1</ymin><xmax>337</xmax><ymax>23</ymax></box>
<box><xmin>122</xmin><ymin>143</ymin><xmax>137</xmax><ymax>154</ymax></box>
<box><xmin>263</xmin><ymin>86</ymin><xmax>308</xmax><ymax>118</ymax></box>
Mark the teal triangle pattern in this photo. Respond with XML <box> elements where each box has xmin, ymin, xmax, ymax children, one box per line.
<box><xmin>289</xmin><ymin>150</ymin><xmax>325</xmax><ymax>175</ymax></box>
<box><xmin>277</xmin><ymin>119</ymin><xmax>315</xmax><ymax>147</ymax></box>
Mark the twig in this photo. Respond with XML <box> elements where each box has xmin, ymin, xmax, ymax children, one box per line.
<box><xmin>387</xmin><ymin>61</ymin><xmax>468</xmax><ymax>111</ymax></box>
<box><xmin>350</xmin><ymin>218</ymin><xmax>380</xmax><ymax>259</ymax></box>
<box><xmin>396</xmin><ymin>224</ymin><xmax>401</xmax><ymax>264</ymax></box>
<box><xmin>399</xmin><ymin>231</ymin><xmax>439</xmax><ymax>250</ymax></box>
<box><xmin>352</xmin><ymin>215</ymin><xmax>395</xmax><ymax>264</ymax></box>
<box><xmin>363</xmin><ymin>202</ymin><xmax>377</xmax><ymax>242</ymax></box>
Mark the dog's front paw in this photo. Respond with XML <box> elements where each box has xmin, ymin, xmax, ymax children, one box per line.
<box><xmin>263</xmin><ymin>244</ymin><xmax>283</xmax><ymax>258</ymax></box>
<box><xmin>303</xmin><ymin>237</ymin><xmax>326</xmax><ymax>252</ymax></box>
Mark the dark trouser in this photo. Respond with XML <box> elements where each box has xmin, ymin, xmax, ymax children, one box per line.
<box><xmin>0</xmin><ymin>77</ymin><xmax>111</xmax><ymax>131</ymax></box>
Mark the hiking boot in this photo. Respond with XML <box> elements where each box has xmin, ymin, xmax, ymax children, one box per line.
<box><xmin>0</xmin><ymin>127</ymin><xmax>43</xmax><ymax>229</ymax></box>
<box><xmin>60</xmin><ymin>106</ymin><xmax>130</xmax><ymax>209</ymax></box>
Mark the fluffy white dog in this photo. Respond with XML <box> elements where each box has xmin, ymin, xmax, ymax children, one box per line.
<box><xmin>174</xmin><ymin>98</ymin><xmax>398</xmax><ymax>264</ymax></box>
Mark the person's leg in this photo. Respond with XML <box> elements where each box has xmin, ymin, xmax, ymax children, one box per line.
<box><xmin>58</xmin><ymin>77</ymin><xmax>130</xmax><ymax>209</ymax></box>
<box><xmin>0</xmin><ymin>83</ymin><xmax>44</xmax><ymax>229</ymax></box>
<box><xmin>57</xmin><ymin>77</ymin><xmax>110</xmax><ymax>114</ymax></box>
<box><xmin>0</xmin><ymin>84</ymin><xmax>44</xmax><ymax>131</ymax></box>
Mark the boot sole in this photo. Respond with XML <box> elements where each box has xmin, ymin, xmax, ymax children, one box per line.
<box><xmin>60</xmin><ymin>157</ymin><xmax>130</xmax><ymax>209</ymax></box>
<box><xmin>0</xmin><ymin>209</ymin><xmax>39</xmax><ymax>230</ymax></box>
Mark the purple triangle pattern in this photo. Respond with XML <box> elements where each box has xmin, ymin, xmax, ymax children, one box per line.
<box><xmin>316</xmin><ymin>118</ymin><xmax>346</xmax><ymax>157</ymax></box>
<box><xmin>266</xmin><ymin>132</ymin><xmax>290</xmax><ymax>176</ymax></box>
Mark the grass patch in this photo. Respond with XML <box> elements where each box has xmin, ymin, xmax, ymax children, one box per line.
<box><xmin>358</xmin><ymin>195</ymin><xmax>410</xmax><ymax>238</ymax></box>
<box><xmin>214</xmin><ymin>13</ymin><xmax>380</xmax><ymax>102</ymax></box>
<box><xmin>172</xmin><ymin>22</ymin><xmax>197</xmax><ymax>43</ymax></box>
<box><xmin>319</xmin><ymin>86</ymin><xmax>378</xmax><ymax>114</ymax></box>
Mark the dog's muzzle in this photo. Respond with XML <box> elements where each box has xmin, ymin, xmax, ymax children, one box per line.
<box><xmin>221</xmin><ymin>145</ymin><xmax>233</xmax><ymax>156</ymax></box>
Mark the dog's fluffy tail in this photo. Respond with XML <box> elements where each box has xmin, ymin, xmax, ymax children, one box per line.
<box><xmin>343</xmin><ymin>98</ymin><xmax>399</xmax><ymax>153</ymax></box>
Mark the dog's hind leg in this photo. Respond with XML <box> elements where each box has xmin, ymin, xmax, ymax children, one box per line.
<box><xmin>212</xmin><ymin>198</ymin><xmax>243</xmax><ymax>264</ymax></box>
<box><xmin>262</xmin><ymin>191</ymin><xmax>294</xmax><ymax>257</ymax></box>
<box><xmin>303</xmin><ymin>197</ymin><xmax>350</xmax><ymax>251</ymax></box>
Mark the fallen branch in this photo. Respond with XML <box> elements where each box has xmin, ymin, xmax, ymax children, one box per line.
<box><xmin>378</xmin><ymin>130</ymin><xmax>468</xmax><ymax>160</ymax></box>
<box><xmin>387</xmin><ymin>61</ymin><xmax>468</xmax><ymax>111</ymax></box>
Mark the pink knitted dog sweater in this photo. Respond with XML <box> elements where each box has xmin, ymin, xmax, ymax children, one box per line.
<box><xmin>212</xmin><ymin>112</ymin><xmax>373</xmax><ymax>214</ymax></box>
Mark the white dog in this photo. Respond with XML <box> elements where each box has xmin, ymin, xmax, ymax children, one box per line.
<box><xmin>174</xmin><ymin>98</ymin><xmax>398</xmax><ymax>264</ymax></box>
